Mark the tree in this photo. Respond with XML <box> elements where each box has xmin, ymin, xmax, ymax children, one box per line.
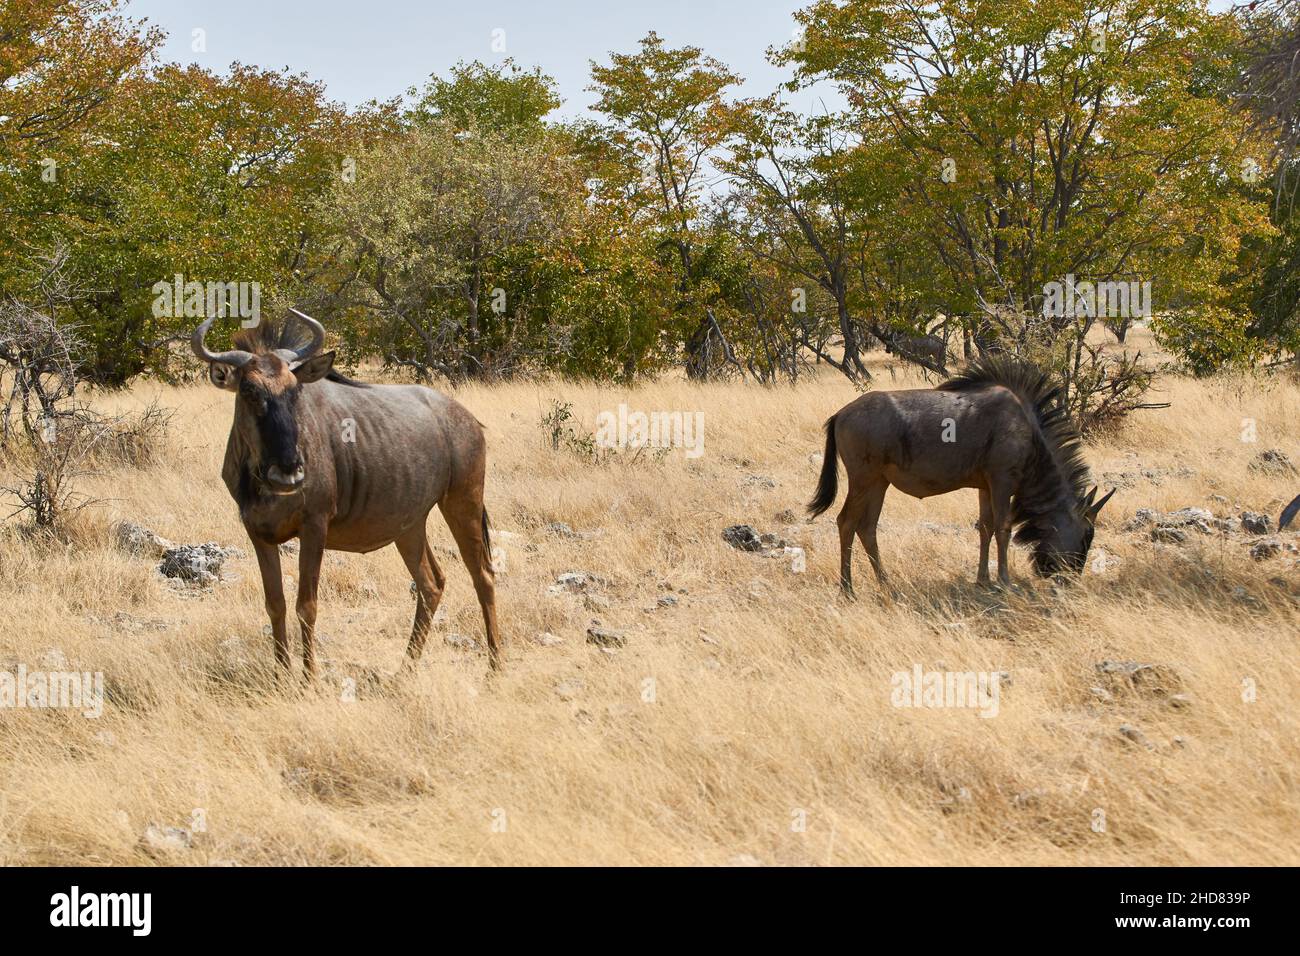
<box><xmin>590</xmin><ymin>32</ymin><xmax>741</xmax><ymax>378</ymax></box>
<box><xmin>778</xmin><ymin>0</ymin><xmax>1274</xmax><ymax>398</ymax></box>
<box><xmin>0</xmin><ymin>0</ymin><xmax>159</xmax><ymax>306</ymax></box>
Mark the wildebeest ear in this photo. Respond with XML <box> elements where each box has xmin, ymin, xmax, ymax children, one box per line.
<box><xmin>209</xmin><ymin>363</ymin><xmax>240</xmax><ymax>391</ymax></box>
<box><xmin>1087</xmin><ymin>487</ymin><xmax>1116</xmax><ymax>519</ymax></box>
<box><xmin>292</xmin><ymin>350</ymin><xmax>335</xmax><ymax>384</ymax></box>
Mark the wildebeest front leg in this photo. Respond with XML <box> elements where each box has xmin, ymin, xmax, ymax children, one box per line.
<box><xmin>252</xmin><ymin>540</ymin><xmax>290</xmax><ymax>672</ymax></box>
<box><xmin>395</xmin><ymin>525</ymin><xmax>446</xmax><ymax>665</ymax></box>
<box><xmin>989</xmin><ymin>481</ymin><xmax>1014</xmax><ymax>586</ymax></box>
<box><xmin>296</xmin><ymin>521</ymin><xmax>327</xmax><ymax>681</ymax></box>
<box><xmin>977</xmin><ymin>487</ymin><xmax>993</xmax><ymax>586</ymax></box>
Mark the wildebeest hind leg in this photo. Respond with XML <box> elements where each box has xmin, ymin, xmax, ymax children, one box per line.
<box><xmin>853</xmin><ymin>480</ymin><xmax>889</xmax><ymax>587</ymax></box>
<box><xmin>836</xmin><ymin>482</ymin><xmax>874</xmax><ymax>598</ymax></box>
<box><xmin>396</xmin><ymin>523</ymin><xmax>446</xmax><ymax>665</ymax></box>
<box><xmin>441</xmin><ymin>491</ymin><xmax>502</xmax><ymax>670</ymax></box>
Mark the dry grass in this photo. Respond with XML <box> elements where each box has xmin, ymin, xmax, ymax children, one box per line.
<box><xmin>1</xmin><ymin>332</ymin><xmax>1298</xmax><ymax>865</ymax></box>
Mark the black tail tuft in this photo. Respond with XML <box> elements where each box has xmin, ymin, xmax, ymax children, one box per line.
<box><xmin>807</xmin><ymin>415</ymin><xmax>840</xmax><ymax>518</ymax></box>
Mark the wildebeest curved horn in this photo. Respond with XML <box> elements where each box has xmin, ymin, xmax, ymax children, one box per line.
<box><xmin>191</xmin><ymin>316</ymin><xmax>254</xmax><ymax>367</ymax></box>
<box><xmin>1280</xmin><ymin>493</ymin><xmax>1300</xmax><ymax>531</ymax></box>
<box><xmin>1087</xmin><ymin>487</ymin><xmax>1116</xmax><ymax>518</ymax></box>
<box><xmin>275</xmin><ymin>308</ymin><xmax>326</xmax><ymax>366</ymax></box>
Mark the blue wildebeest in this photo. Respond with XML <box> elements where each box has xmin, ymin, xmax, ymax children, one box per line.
<box><xmin>192</xmin><ymin>310</ymin><xmax>500</xmax><ymax>678</ymax></box>
<box><xmin>808</xmin><ymin>355</ymin><xmax>1114</xmax><ymax>593</ymax></box>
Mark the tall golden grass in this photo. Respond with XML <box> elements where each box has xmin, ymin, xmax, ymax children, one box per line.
<box><xmin>1</xmin><ymin>333</ymin><xmax>1297</xmax><ymax>865</ymax></box>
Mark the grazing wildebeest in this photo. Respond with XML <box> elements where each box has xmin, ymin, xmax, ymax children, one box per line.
<box><xmin>192</xmin><ymin>310</ymin><xmax>500</xmax><ymax>679</ymax></box>
<box><xmin>807</xmin><ymin>354</ymin><xmax>1114</xmax><ymax>593</ymax></box>
<box><xmin>883</xmin><ymin>331</ymin><xmax>949</xmax><ymax>373</ymax></box>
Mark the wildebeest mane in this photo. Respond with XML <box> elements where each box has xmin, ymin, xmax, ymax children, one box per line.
<box><xmin>937</xmin><ymin>354</ymin><xmax>1090</xmax><ymax>542</ymax></box>
<box><xmin>233</xmin><ymin>317</ymin><xmax>369</xmax><ymax>388</ymax></box>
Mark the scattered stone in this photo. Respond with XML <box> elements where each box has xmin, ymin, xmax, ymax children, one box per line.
<box><xmin>141</xmin><ymin>824</ymin><xmax>192</xmax><ymax>855</ymax></box>
<box><xmin>723</xmin><ymin>524</ymin><xmax>793</xmax><ymax>556</ymax></box>
<box><xmin>1251</xmin><ymin>538</ymin><xmax>1284</xmax><ymax>561</ymax></box>
<box><xmin>774</xmin><ymin>508</ymin><xmax>797</xmax><ymax>524</ymax></box>
<box><xmin>112</xmin><ymin>520</ymin><xmax>174</xmax><ymax>558</ymax></box>
<box><xmin>1168</xmin><ymin>694</ymin><xmax>1192</xmax><ymax>709</ymax></box>
<box><xmin>722</xmin><ymin>525</ymin><xmax>764</xmax><ymax>552</ymax></box>
<box><xmin>1012</xmin><ymin>789</ymin><xmax>1046</xmax><ymax>808</ymax></box>
<box><xmin>1118</xmin><ymin>723</ymin><xmax>1154</xmax><ymax>749</ymax></box>
<box><xmin>553</xmin><ymin>678</ymin><xmax>585</xmax><ymax>701</ymax></box>
<box><xmin>445</xmin><ymin>633</ymin><xmax>480</xmax><ymax>650</ymax></box>
<box><xmin>543</xmin><ymin>522</ymin><xmax>602</xmax><ymax>541</ymax></box>
<box><xmin>1150</xmin><ymin>525</ymin><xmax>1187</xmax><ymax>544</ymax></box>
<box><xmin>552</xmin><ymin>571</ymin><xmax>606</xmax><ymax>593</ymax></box>
<box><xmin>586</xmin><ymin>626</ymin><xmax>626</xmax><ymax>648</ymax></box>
<box><xmin>938</xmin><ymin>786</ymin><xmax>973</xmax><ymax>813</ymax></box>
<box><xmin>1089</xmin><ymin>685</ymin><xmax>1113</xmax><ymax>703</ymax></box>
<box><xmin>279</xmin><ymin>540</ymin><xmax>299</xmax><ymax>556</ymax></box>
<box><xmin>533</xmin><ymin>632</ymin><xmax>564</xmax><ymax>647</ymax></box>
<box><xmin>1096</xmin><ymin>660</ymin><xmax>1183</xmax><ymax>697</ymax></box>
<box><xmin>158</xmin><ymin>543</ymin><xmax>233</xmax><ymax>585</ymax></box>
<box><xmin>1123</xmin><ymin>508</ymin><xmax>1160</xmax><ymax>531</ymax></box>
<box><xmin>656</xmin><ymin>595</ymin><xmax>678</xmax><ymax>608</ymax></box>
<box><xmin>1241</xmin><ymin>512</ymin><xmax>1271</xmax><ymax>535</ymax></box>
<box><xmin>1249</xmin><ymin>448</ymin><xmax>1297</xmax><ymax>477</ymax></box>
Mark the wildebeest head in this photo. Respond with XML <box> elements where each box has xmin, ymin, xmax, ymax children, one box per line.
<box><xmin>193</xmin><ymin>310</ymin><xmax>335</xmax><ymax>495</ymax></box>
<box><xmin>1023</xmin><ymin>486</ymin><xmax>1115</xmax><ymax>577</ymax></box>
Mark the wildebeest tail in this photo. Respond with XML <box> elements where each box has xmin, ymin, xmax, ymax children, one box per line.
<box><xmin>807</xmin><ymin>415</ymin><xmax>840</xmax><ymax>518</ymax></box>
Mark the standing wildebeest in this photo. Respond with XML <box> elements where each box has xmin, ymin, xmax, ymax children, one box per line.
<box><xmin>808</xmin><ymin>354</ymin><xmax>1114</xmax><ymax>593</ymax></box>
<box><xmin>193</xmin><ymin>310</ymin><xmax>500</xmax><ymax>678</ymax></box>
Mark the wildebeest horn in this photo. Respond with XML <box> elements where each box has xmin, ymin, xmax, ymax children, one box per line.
<box><xmin>1087</xmin><ymin>487</ymin><xmax>1116</xmax><ymax>518</ymax></box>
<box><xmin>274</xmin><ymin>308</ymin><xmax>326</xmax><ymax>366</ymax></box>
<box><xmin>191</xmin><ymin>316</ymin><xmax>254</xmax><ymax>367</ymax></box>
<box><xmin>1280</xmin><ymin>493</ymin><xmax>1300</xmax><ymax>531</ymax></box>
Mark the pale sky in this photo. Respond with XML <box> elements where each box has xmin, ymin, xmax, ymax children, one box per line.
<box><xmin>124</xmin><ymin>0</ymin><xmax>835</xmax><ymax>118</ymax></box>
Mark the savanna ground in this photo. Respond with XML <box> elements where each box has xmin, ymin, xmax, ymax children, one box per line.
<box><xmin>1</xmin><ymin>328</ymin><xmax>1298</xmax><ymax>865</ymax></box>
